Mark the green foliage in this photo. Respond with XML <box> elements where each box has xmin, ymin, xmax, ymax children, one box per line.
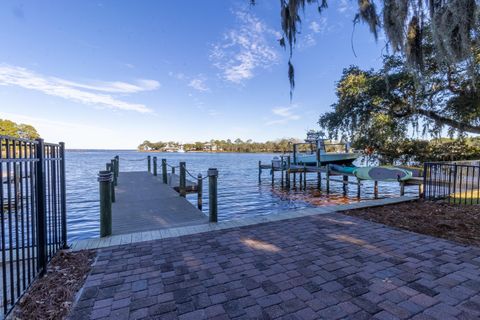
<box><xmin>0</xmin><ymin>119</ymin><xmax>40</xmax><ymax>139</ymax></box>
<box><xmin>138</xmin><ymin>138</ymin><xmax>302</xmax><ymax>153</ymax></box>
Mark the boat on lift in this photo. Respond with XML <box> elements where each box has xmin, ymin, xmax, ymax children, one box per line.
<box><xmin>292</xmin><ymin>132</ymin><xmax>361</xmax><ymax>166</ymax></box>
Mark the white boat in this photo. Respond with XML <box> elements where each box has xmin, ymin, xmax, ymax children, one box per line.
<box><xmin>295</xmin><ymin>151</ymin><xmax>360</xmax><ymax>166</ymax></box>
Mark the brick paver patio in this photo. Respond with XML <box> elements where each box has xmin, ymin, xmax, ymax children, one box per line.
<box><xmin>69</xmin><ymin>213</ymin><xmax>480</xmax><ymax>320</ymax></box>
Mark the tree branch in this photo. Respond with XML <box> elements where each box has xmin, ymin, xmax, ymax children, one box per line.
<box><xmin>414</xmin><ymin>108</ymin><xmax>480</xmax><ymax>134</ymax></box>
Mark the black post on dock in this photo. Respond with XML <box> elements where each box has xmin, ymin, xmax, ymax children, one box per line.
<box><xmin>258</xmin><ymin>161</ymin><xmax>262</xmax><ymax>184</ymax></box>
<box><xmin>115</xmin><ymin>155</ymin><xmax>119</xmax><ymax>174</ymax></box>
<box><xmin>153</xmin><ymin>157</ymin><xmax>157</xmax><ymax>176</ymax></box>
<box><xmin>326</xmin><ymin>164</ymin><xmax>330</xmax><ymax>193</ymax></box>
<box><xmin>98</xmin><ymin>170</ymin><xmax>113</xmax><ymax>237</ymax></box>
<box><xmin>147</xmin><ymin>155</ymin><xmax>151</xmax><ymax>173</ymax></box>
<box><xmin>208</xmin><ymin>168</ymin><xmax>218</xmax><ymax>222</ymax></box>
<box><xmin>162</xmin><ymin>159</ymin><xmax>167</xmax><ymax>184</ymax></box>
<box><xmin>303</xmin><ymin>165</ymin><xmax>307</xmax><ymax>189</ymax></box>
<box><xmin>111</xmin><ymin>159</ymin><xmax>118</xmax><ymax>186</ymax></box>
<box><xmin>357</xmin><ymin>178</ymin><xmax>361</xmax><ymax>198</ymax></box>
<box><xmin>106</xmin><ymin>163</ymin><xmax>115</xmax><ymax>203</ymax></box>
<box><xmin>179</xmin><ymin>162</ymin><xmax>186</xmax><ymax>197</ymax></box>
<box><xmin>280</xmin><ymin>156</ymin><xmax>284</xmax><ymax>187</ymax></box>
<box><xmin>374</xmin><ymin>181</ymin><xmax>379</xmax><ymax>199</ymax></box>
<box><xmin>286</xmin><ymin>156</ymin><xmax>291</xmax><ymax>188</ymax></box>
<box><xmin>342</xmin><ymin>175</ymin><xmax>348</xmax><ymax>195</ymax></box>
<box><xmin>197</xmin><ymin>173</ymin><xmax>203</xmax><ymax>210</ymax></box>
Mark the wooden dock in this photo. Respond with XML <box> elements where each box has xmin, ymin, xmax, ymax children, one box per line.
<box><xmin>111</xmin><ymin>171</ymin><xmax>208</xmax><ymax>235</ymax></box>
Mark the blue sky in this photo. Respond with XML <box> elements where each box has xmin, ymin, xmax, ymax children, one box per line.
<box><xmin>0</xmin><ymin>0</ymin><xmax>386</xmax><ymax>149</ymax></box>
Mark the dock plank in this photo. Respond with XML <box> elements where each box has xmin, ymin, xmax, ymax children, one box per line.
<box><xmin>112</xmin><ymin>171</ymin><xmax>207</xmax><ymax>235</ymax></box>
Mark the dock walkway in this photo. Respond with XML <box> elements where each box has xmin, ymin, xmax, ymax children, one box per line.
<box><xmin>112</xmin><ymin>171</ymin><xmax>207</xmax><ymax>235</ymax></box>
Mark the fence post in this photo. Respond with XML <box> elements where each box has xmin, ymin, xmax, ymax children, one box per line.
<box><xmin>179</xmin><ymin>162</ymin><xmax>186</xmax><ymax>197</ymax></box>
<box><xmin>197</xmin><ymin>173</ymin><xmax>203</xmax><ymax>210</ymax></box>
<box><xmin>59</xmin><ymin>142</ymin><xmax>68</xmax><ymax>248</ymax></box>
<box><xmin>147</xmin><ymin>155</ymin><xmax>151</xmax><ymax>173</ymax></box>
<box><xmin>98</xmin><ymin>170</ymin><xmax>113</xmax><ymax>237</ymax></box>
<box><xmin>111</xmin><ymin>159</ymin><xmax>117</xmax><ymax>186</ymax></box>
<box><xmin>106</xmin><ymin>163</ymin><xmax>115</xmax><ymax>203</ymax></box>
<box><xmin>208</xmin><ymin>168</ymin><xmax>218</xmax><ymax>223</ymax></box>
<box><xmin>422</xmin><ymin>162</ymin><xmax>427</xmax><ymax>199</ymax></box>
<box><xmin>162</xmin><ymin>159</ymin><xmax>167</xmax><ymax>184</ymax></box>
<box><xmin>35</xmin><ymin>138</ymin><xmax>47</xmax><ymax>275</ymax></box>
<box><xmin>153</xmin><ymin>157</ymin><xmax>157</xmax><ymax>176</ymax></box>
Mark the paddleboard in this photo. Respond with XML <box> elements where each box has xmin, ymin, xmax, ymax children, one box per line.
<box><xmin>353</xmin><ymin>166</ymin><xmax>413</xmax><ymax>181</ymax></box>
<box><xmin>329</xmin><ymin>164</ymin><xmax>357</xmax><ymax>174</ymax></box>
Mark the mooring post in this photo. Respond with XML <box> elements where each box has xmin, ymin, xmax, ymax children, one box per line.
<box><xmin>115</xmin><ymin>155</ymin><xmax>119</xmax><ymax>174</ymax></box>
<box><xmin>162</xmin><ymin>159</ymin><xmax>167</xmax><ymax>184</ymax></box>
<box><xmin>357</xmin><ymin>178</ymin><xmax>361</xmax><ymax>198</ymax></box>
<box><xmin>106</xmin><ymin>163</ymin><xmax>115</xmax><ymax>203</ymax></box>
<box><xmin>179</xmin><ymin>162</ymin><xmax>186</xmax><ymax>197</ymax></box>
<box><xmin>286</xmin><ymin>156</ymin><xmax>291</xmax><ymax>188</ymax></box>
<box><xmin>153</xmin><ymin>157</ymin><xmax>157</xmax><ymax>176</ymax></box>
<box><xmin>111</xmin><ymin>159</ymin><xmax>117</xmax><ymax>186</ymax></box>
<box><xmin>208</xmin><ymin>168</ymin><xmax>218</xmax><ymax>223</ymax></box>
<box><xmin>197</xmin><ymin>173</ymin><xmax>203</xmax><ymax>210</ymax></box>
<box><xmin>172</xmin><ymin>166</ymin><xmax>175</xmax><ymax>175</ymax></box>
<box><xmin>271</xmin><ymin>160</ymin><xmax>275</xmax><ymax>186</ymax></box>
<box><xmin>299</xmin><ymin>166</ymin><xmax>303</xmax><ymax>189</ymax></box>
<box><xmin>303</xmin><ymin>165</ymin><xmax>307</xmax><ymax>189</ymax></box>
<box><xmin>258</xmin><ymin>161</ymin><xmax>262</xmax><ymax>184</ymax></box>
<box><xmin>400</xmin><ymin>181</ymin><xmax>405</xmax><ymax>196</ymax></box>
<box><xmin>343</xmin><ymin>175</ymin><xmax>348</xmax><ymax>195</ymax></box>
<box><xmin>280</xmin><ymin>156</ymin><xmax>284</xmax><ymax>187</ymax></box>
<box><xmin>147</xmin><ymin>155</ymin><xmax>151</xmax><ymax>173</ymax></box>
<box><xmin>326</xmin><ymin>164</ymin><xmax>330</xmax><ymax>193</ymax></box>
<box><xmin>98</xmin><ymin>170</ymin><xmax>113</xmax><ymax>237</ymax></box>
<box><xmin>374</xmin><ymin>181</ymin><xmax>379</xmax><ymax>199</ymax></box>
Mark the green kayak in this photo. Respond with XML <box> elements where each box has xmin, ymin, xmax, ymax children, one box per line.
<box><xmin>353</xmin><ymin>166</ymin><xmax>413</xmax><ymax>181</ymax></box>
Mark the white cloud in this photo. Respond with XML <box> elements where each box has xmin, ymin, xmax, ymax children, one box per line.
<box><xmin>0</xmin><ymin>64</ymin><xmax>156</xmax><ymax>113</ymax></box>
<box><xmin>338</xmin><ymin>0</ymin><xmax>355</xmax><ymax>14</ymax></box>
<box><xmin>211</xmin><ymin>11</ymin><xmax>280</xmax><ymax>84</ymax></box>
<box><xmin>266</xmin><ymin>106</ymin><xmax>301</xmax><ymax>125</ymax></box>
<box><xmin>188</xmin><ymin>77</ymin><xmax>209</xmax><ymax>92</ymax></box>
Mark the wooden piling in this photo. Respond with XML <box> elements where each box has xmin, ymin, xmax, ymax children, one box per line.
<box><xmin>326</xmin><ymin>164</ymin><xmax>330</xmax><ymax>193</ymax></box>
<box><xmin>111</xmin><ymin>159</ymin><xmax>117</xmax><ymax>186</ymax></box>
<box><xmin>303</xmin><ymin>166</ymin><xmax>307</xmax><ymax>189</ymax></box>
<box><xmin>258</xmin><ymin>161</ymin><xmax>262</xmax><ymax>184</ymax></box>
<box><xmin>271</xmin><ymin>161</ymin><xmax>274</xmax><ymax>186</ymax></box>
<box><xmin>114</xmin><ymin>155</ymin><xmax>119</xmax><ymax>177</ymax></box>
<box><xmin>153</xmin><ymin>157</ymin><xmax>158</xmax><ymax>176</ymax></box>
<box><xmin>357</xmin><ymin>178</ymin><xmax>361</xmax><ymax>198</ymax></box>
<box><xmin>208</xmin><ymin>168</ymin><xmax>218</xmax><ymax>223</ymax></box>
<box><xmin>147</xmin><ymin>155</ymin><xmax>151</xmax><ymax>173</ymax></box>
<box><xmin>98</xmin><ymin>170</ymin><xmax>113</xmax><ymax>237</ymax></box>
<box><xmin>286</xmin><ymin>156</ymin><xmax>291</xmax><ymax>188</ymax></box>
<box><xmin>197</xmin><ymin>173</ymin><xmax>203</xmax><ymax>210</ymax></box>
<box><xmin>179</xmin><ymin>162</ymin><xmax>186</xmax><ymax>197</ymax></box>
<box><xmin>106</xmin><ymin>163</ymin><xmax>115</xmax><ymax>203</ymax></box>
<box><xmin>400</xmin><ymin>181</ymin><xmax>405</xmax><ymax>196</ymax></box>
<box><xmin>162</xmin><ymin>159</ymin><xmax>167</xmax><ymax>184</ymax></box>
<box><xmin>374</xmin><ymin>181</ymin><xmax>379</xmax><ymax>199</ymax></box>
<box><xmin>280</xmin><ymin>156</ymin><xmax>284</xmax><ymax>187</ymax></box>
<box><xmin>342</xmin><ymin>175</ymin><xmax>348</xmax><ymax>195</ymax></box>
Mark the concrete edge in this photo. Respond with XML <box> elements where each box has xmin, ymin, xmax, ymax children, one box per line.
<box><xmin>69</xmin><ymin>196</ymin><xmax>419</xmax><ymax>251</ymax></box>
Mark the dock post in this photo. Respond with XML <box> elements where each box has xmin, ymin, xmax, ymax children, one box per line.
<box><xmin>303</xmin><ymin>166</ymin><xmax>307</xmax><ymax>189</ymax></box>
<box><xmin>153</xmin><ymin>157</ymin><xmax>157</xmax><ymax>176</ymax></box>
<box><xmin>98</xmin><ymin>170</ymin><xmax>113</xmax><ymax>237</ymax></box>
<box><xmin>271</xmin><ymin>161</ymin><xmax>274</xmax><ymax>186</ymax></box>
<box><xmin>318</xmin><ymin>171</ymin><xmax>322</xmax><ymax>190</ymax></box>
<box><xmin>106</xmin><ymin>163</ymin><xmax>115</xmax><ymax>203</ymax></box>
<box><xmin>208</xmin><ymin>168</ymin><xmax>218</xmax><ymax>223</ymax></box>
<box><xmin>111</xmin><ymin>159</ymin><xmax>118</xmax><ymax>186</ymax></box>
<box><xmin>147</xmin><ymin>155</ymin><xmax>151</xmax><ymax>173</ymax></box>
<box><xmin>172</xmin><ymin>166</ymin><xmax>175</xmax><ymax>175</ymax></box>
<box><xmin>280</xmin><ymin>156</ymin><xmax>284</xmax><ymax>187</ymax></box>
<box><xmin>400</xmin><ymin>181</ymin><xmax>405</xmax><ymax>196</ymax></box>
<box><xmin>299</xmin><ymin>167</ymin><xmax>303</xmax><ymax>189</ymax></box>
<box><xmin>258</xmin><ymin>161</ymin><xmax>262</xmax><ymax>184</ymax></box>
<box><xmin>343</xmin><ymin>175</ymin><xmax>348</xmax><ymax>195</ymax></box>
<box><xmin>326</xmin><ymin>164</ymin><xmax>330</xmax><ymax>193</ymax></box>
<box><xmin>357</xmin><ymin>178</ymin><xmax>361</xmax><ymax>198</ymax></box>
<box><xmin>179</xmin><ymin>162</ymin><xmax>186</xmax><ymax>197</ymax></box>
<box><xmin>162</xmin><ymin>159</ymin><xmax>168</xmax><ymax>184</ymax></box>
<box><xmin>286</xmin><ymin>156</ymin><xmax>291</xmax><ymax>188</ymax></box>
<box><xmin>115</xmin><ymin>155</ymin><xmax>119</xmax><ymax>173</ymax></box>
<box><xmin>197</xmin><ymin>173</ymin><xmax>203</xmax><ymax>210</ymax></box>
<box><xmin>374</xmin><ymin>181</ymin><xmax>378</xmax><ymax>199</ymax></box>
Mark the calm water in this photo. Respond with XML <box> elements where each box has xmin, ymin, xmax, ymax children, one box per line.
<box><xmin>66</xmin><ymin>150</ymin><xmax>415</xmax><ymax>241</ymax></box>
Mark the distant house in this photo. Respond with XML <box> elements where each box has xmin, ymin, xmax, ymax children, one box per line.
<box><xmin>204</xmin><ymin>142</ymin><xmax>218</xmax><ymax>152</ymax></box>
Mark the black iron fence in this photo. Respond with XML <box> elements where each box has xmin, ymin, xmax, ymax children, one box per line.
<box><xmin>423</xmin><ymin>161</ymin><xmax>480</xmax><ymax>204</ymax></box>
<box><xmin>0</xmin><ymin>135</ymin><xmax>67</xmax><ymax>317</ymax></box>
